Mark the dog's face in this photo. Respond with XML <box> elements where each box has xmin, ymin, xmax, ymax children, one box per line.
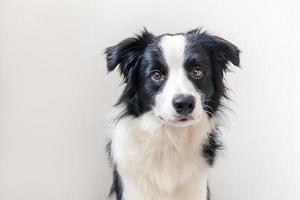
<box><xmin>105</xmin><ymin>29</ymin><xmax>239</xmax><ymax>126</ymax></box>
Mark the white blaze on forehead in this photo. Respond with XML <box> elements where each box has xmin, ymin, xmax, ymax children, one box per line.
<box><xmin>159</xmin><ymin>35</ymin><xmax>192</xmax><ymax>93</ymax></box>
<box><xmin>160</xmin><ymin>35</ymin><xmax>186</xmax><ymax>70</ymax></box>
<box><xmin>153</xmin><ymin>35</ymin><xmax>204</xmax><ymax>124</ymax></box>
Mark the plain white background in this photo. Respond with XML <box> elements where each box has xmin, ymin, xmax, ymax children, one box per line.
<box><xmin>1</xmin><ymin>0</ymin><xmax>299</xmax><ymax>200</ymax></box>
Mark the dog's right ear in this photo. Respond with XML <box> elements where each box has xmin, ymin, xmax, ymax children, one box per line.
<box><xmin>105</xmin><ymin>29</ymin><xmax>154</xmax><ymax>81</ymax></box>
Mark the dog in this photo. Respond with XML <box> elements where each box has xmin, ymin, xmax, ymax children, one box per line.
<box><xmin>105</xmin><ymin>28</ymin><xmax>240</xmax><ymax>200</ymax></box>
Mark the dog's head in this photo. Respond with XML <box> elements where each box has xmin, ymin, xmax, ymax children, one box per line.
<box><xmin>105</xmin><ymin>28</ymin><xmax>240</xmax><ymax>126</ymax></box>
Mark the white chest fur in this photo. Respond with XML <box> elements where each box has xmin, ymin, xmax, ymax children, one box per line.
<box><xmin>110</xmin><ymin>112</ymin><xmax>214</xmax><ymax>200</ymax></box>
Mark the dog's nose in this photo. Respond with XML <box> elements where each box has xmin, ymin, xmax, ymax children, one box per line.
<box><xmin>172</xmin><ymin>94</ymin><xmax>195</xmax><ymax>115</ymax></box>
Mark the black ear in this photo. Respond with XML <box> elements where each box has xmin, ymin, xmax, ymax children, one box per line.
<box><xmin>104</xmin><ymin>29</ymin><xmax>154</xmax><ymax>80</ymax></box>
<box><xmin>196</xmin><ymin>31</ymin><xmax>240</xmax><ymax>69</ymax></box>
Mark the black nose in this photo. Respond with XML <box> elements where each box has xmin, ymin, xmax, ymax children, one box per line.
<box><xmin>172</xmin><ymin>94</ymin><xmax>195</xmax><ymax>115</ymax></box>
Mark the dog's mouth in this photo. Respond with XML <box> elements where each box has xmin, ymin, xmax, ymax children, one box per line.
<box><xmin>157</xmin><ymin>114</ymin><xmax>199</xmax><ymax>126</ymax></box>
<box><xmin>177</xmin><ymin>115</ymin><xmax>194</xmax><ymax>122</ymax></box>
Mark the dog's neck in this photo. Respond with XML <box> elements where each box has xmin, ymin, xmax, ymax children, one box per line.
<box><xmin>110</xmin><ymin>111</ymin><xmax>214</xmax><ymax>200</ymax></box>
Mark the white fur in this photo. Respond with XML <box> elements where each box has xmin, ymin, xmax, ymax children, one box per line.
<box><xmin>111</xmin><ymin>111</ymin><xmax>214</xmax><ymax>200</ymax></box>
<box><xmin>109</xmin><ymin>35</ymin><xmax>215</xmax><ymax>200</ymax></box>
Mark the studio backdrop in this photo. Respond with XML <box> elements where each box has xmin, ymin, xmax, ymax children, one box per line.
<box><xmin>0</xmin><ymin>0</ymin><xmax>299</xmax><ymax>200</ymax></box>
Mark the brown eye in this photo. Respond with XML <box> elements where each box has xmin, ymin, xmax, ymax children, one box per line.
<box><xmin>191</xmin><ymin>67</ymin><xmax>203</xmax><ymax>79</ymax></box>
<box><xmin>151</xmin><ymin>71</ymin><xmax>164</xmax><ymax>81</ymax></box>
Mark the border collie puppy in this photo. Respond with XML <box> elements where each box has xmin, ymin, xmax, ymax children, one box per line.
<box><xmin>105</xmin><ymin>28</ymin><xmax>240</xmax><ymax>200</ymax></box>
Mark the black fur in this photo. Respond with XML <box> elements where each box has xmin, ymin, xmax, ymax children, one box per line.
<box><xmin>186</xmin><ymin>28</ymin><xmax>240</xmax><ymax>117</ymax></box>
<box><xmin>207</xmin><ymin>184</ymin><xmax>211</xmax><ymax>200</ymax></box>
<box><xmin>106</xmin><ymin>141</ymin><xmax>123</xmax><ymax>200</ymax></box>
<box><xmin>105</xmin><ymin>28</ymin><xmax>239</xmax><ymax>199</ymax></box>
<box><xmin>202</xmin><ymin>130</ymin><xmax>223</xmax><ymax>166</ymax></box>
<box><xmin>109</xmin><ymin>167</ymin><xmax>123</xmax><ymax>200</ymax></box>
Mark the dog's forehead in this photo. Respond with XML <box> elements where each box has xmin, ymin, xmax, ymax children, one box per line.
<box><xmin>159</xmin><ymin>35</ymin><xmax>186</xmax><ymax>70</ymax></box>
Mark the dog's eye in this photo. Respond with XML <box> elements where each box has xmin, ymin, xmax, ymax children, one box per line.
<box><xmin>191</xmin><ymin>67</ymin><xmax>204</xmax><ymax>79</ymax></box>
<box><xmin>151</xmin><ymin>71</ymin><xmax>164</xmax><ymax>81</ymax></box>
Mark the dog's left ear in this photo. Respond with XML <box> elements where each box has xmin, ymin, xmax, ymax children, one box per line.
<box><xmin>199</xmin><ymin>32</ymin><xmax>240</xmax><ymax>70</ymax></box>
<box><xmin>105</xmin><ymin>29</ymin><xmax>154</xmax><ymax>81</ymax></box>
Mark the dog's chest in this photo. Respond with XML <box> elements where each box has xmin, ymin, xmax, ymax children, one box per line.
<box><xmin>111</xmin><ymin>116</ymin><xmax>212</xmax><ymax>199</ymax></box>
